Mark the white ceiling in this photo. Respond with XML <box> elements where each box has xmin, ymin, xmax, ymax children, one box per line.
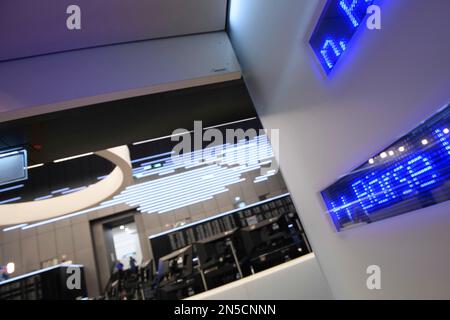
<box><xmin>0</xmin><ymin>0</ymin><xmax>228</xmax><ymax>61</ymax></box>
<box><xmin>0</xmin><ymin>32</ymin><xmax>241</xmax><ymax>122</ymax></box>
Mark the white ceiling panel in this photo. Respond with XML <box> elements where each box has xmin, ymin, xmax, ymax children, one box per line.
<box><xmin>0</xmin><ymin>0</ymin><xmax>228</xmax><ymax>61</ymax></box>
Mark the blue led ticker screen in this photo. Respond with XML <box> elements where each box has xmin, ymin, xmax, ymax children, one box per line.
<box><xmin>322</xmin><ymin>105</ymin><xmax>450</xmax><ymax>231</ymax></box>
<box><xmin>309</xmin><ymin>0</ymin><xmax>375</xmax><ymax>74</ymax></box>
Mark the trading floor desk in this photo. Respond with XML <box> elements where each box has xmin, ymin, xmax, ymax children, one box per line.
<box><xmin>149</xmin><ymin>194</ymin><xmax>313</xmax><ymax>299</ymax></box>
<box><xmin>0</xmin><ymin>264</ymin><xmax>87</xmax><ymax>300</ymax></box>
<box><xmin>185</xmin><ymin>253</ymin><xmax>332</xmax><ymax>300</ymax></box>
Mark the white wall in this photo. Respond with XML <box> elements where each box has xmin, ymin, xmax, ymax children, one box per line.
<box><xmin>229</xmin><ymin>0</ymin><xmax>450</xmax><ymax>299</ymax></box>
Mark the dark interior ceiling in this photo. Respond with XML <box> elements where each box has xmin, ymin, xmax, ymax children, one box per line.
<box><xmin>0</xmin><ymin>79</ymin><xmax>258</xmax><ymax>164</ymax></box>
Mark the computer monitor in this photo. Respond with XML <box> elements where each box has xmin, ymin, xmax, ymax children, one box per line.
<box><xmin>194</xmin><ymin>228</ymin><xmax>239</xmax><ymax>267</ymax></box>
<box><xmin>156</xmin><ymin>245</ymin><xmax>193</xmax><ymax>286</ymax></box>
<box><xmin>239</xmin><ymin>214</ymin><xmax>292</xmax><ymax>257</ymax></box>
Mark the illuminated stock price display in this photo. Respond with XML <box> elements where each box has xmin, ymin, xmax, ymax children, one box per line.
<box><xmin>322</xmin><ymin>105</ymin><xmax>450</xmax><ymax>231</ymax></box>
<box><xmin>309</xmin><ymin>0</ymin><xmax>375</xmax><ymax>74</ymax></box>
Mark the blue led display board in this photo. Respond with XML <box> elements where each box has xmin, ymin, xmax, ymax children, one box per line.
<box><xmin>322</xmin><ymin>105</ymin><xmax>450</xmax><ymax>231</ymax></box>
<box><xmin>309</xmin><ymin>0</ymin><xmax>375</xmax><ymax>74</ymax></box>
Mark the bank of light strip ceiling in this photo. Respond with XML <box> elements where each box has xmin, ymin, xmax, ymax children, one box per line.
<box><xmin>9</xmin><ymin>134</ymin><xmax>276</xmax><ymax>231</ymax></box>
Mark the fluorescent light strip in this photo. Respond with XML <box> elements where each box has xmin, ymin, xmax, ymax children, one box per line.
<box><xmin>184</xmin><ymin>146</ymin><xmax>271</xmax><ymax>170</ymax></box>
<box><xmin>131</xmin><ymin>151</ymin><xmax>174</xmax><ymax>164</ymax></box>
<box><xmin>156</xmin><ymin>189</ymin><xmax>229</xmax><ymax>214</ymax></box>
<box><xmin>133</xmin><ymin>135</ymin><xmax>271</xmax><ymax>175</ymax></box>
<box><xmin>183</xmin><ymin>155</ymin><xmax>226</xmax><ymax>170</ymax></box>
<box><xmin>119</xmin><ymin>176</ymin><xmax>223</xmax><ymax>205</ymax></box>
<box><xmin>222</xmin><ymin>141</ymin><xmax>272</xmax><ymax>156</ymax></box>
<box><xmin>227</xmin><ymin>155</ymin><xmax>271</xmax><ymax>169</ymax></box>
<box><xmin>154</xmin><ymin>188</ymin><xmax>231</xmax><ymax>213</ymax></box>
<box><xmin>133</xmin><ymin>117</ymin><xmax>258</xmax><ymax>146</ymax></box>
<box><xmin>111</xmin><ymin>163</ymin><xmax>267</xmax><ymax>214</ymax></box>
<box><xmin>21</xmin><ymin>203</ymin><xmax>118</xmax><ymax>230</ymax></box>
<box><xmin>34</xmin><ymin>195</ymin><xmax>53</xmax><ymax>201</ymax></box>
<box><xmin>3</xmin><ymin>223</ymin><xmax>28</xmax><ymax>232</ymax></box>
<box><xmin>120</xmin><ymin>168</ymin><xmax>238</xmax><ymax>205</ymax></box>
<box><xmin>222</xmin><ymin>145</ymin><xmax>272</xmax><ymax>158</ymax></box>
<box><xmin>125</xmin><ymin>165</ymin><xmax>219</xmax><ymax>192</ymax></box>
<box><xmin>134</xmin><ymin>144</ymin><xmax>272</xmax><ymax>179</ymax></box>
<box><xmin>255</xmin><ymin>172</ymin><xmax>276</xmax><ymax>180</ymax></box>
<box><xmin>53</xmin><ymin>152</ymin><xmax>94</xmax><ymax>163</ymax></box>
<box><xmin>0</xmin><ymin>197</ymin><xmax>21</xmax><ymax>204</ymax></box>
<box><xmin>221</xmin><ymin>153</ymin><xmax>272</xmax><ymax>168</ymax></box>
<box><xmin>135</xmin><ymin>163</ymin><xmax>184</xmax><ymax>178</ymax></box>
<box><xmin>51</xmin><ymin>187</ymin><xmax>70</xmax><ymax>194</ymax></box>
<box><xmin>62</xmin><ymin>186</ymin><xmax>87</xmax><ymax>194</ymax></box>
<box><xmin>220</xmin><ymin>148</ymin><xmax>272</xmax><ymax>164</ymax></box>
<box><xmin>211</xmin><ymin>140</ymin><xmax>266</xmax><ymax>159</ymax></box>
<box><xmin>236</xmin><ymin>164</ymin><xmax>263</xmax><ymax>173</ymax></box>
<box><xmin>135</xmin><ymin>156</ymin><xmax>172</xmax><ymax>169</ymax></box>
<box><xmin>134</xmin><ymin>164</ymin><xmax>178</xmax><ymax>178</ymax></box>
<box><xmin>131</xmin><ymin>175</ymin><xmax>241</xmax><ymax>210</ymax></box>
<box><xmin>27</xmin><ymin>163</ymin><xmax>44</xmax><ymax>170</ymax></box>
<box><xmin>203</xmin><ymin>117</ymin><xmax>258</xmax><ymax>130</ymax></box>
<box><xmin>158</xmin><ymin>169</ymin><xmax>175</xmax><ymax>176</ymax></box>
<box><xmin>125</xmin><ymin>158</ymin><xmax>271</xmax><ymax>207</ymax></box>
<box><xmin>151</xmin><ymin>149</ymin><xmax>207</xmax><ymax>168</ymax></box>
<box><xmin>158</xmin><ymin>189</ymin><xmax>229</xmax><ymax>214</ymax></box>
<box><xmin>130</xmin><ymin>165</ymin><xmax>230</xmax><ymax>195</ymax></box>
<box><xmin>149</xmin><ymin>192</ymin><xmax>291</xmax><ymax>239</ymax></box>
<box><xmin>0</xmin><ymin>184</ymin><xmax>24</xmax><ymax>193</ymax></box>
<box><xmin>134</xmin><ymin>172</ymin><xmax>241</xmax><ymax>201</ymax></box>
<box><xmin>134</xmin><ymin>157</ymin><xmax>210</xmax><ymax>178</ymax></box>
<box><xmin>133</xmin><ymin>131</ymin><xmax>190</xmax><ymax>146</ymax></box>
<box><xmin>117</xmin><ymin>179</ymin><xmax>222</xmax><ymax>207</ymax></box>
<box><xmin>138</xmin><ymin>181</ymin><xmax>239</xmax><ymax>213</ymax></box>
<box><xmin>255</xmin><ymin>170</ymin><xmax>276</xmax><ymax>178</ymax></box>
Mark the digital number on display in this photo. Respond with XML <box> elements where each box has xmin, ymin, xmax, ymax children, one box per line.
<box><xmin>322</xmin><ymin>105</ymin><xmax>450</xmax><ymax>231</ymax></box>
<box><xmin>309</xmin><ymin>0</ymin><xmax>376</xmax><ymax>74</ymax></box>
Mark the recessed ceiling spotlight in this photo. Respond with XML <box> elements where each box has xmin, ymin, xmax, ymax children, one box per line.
<box><xmin>368</xmin><ymin>158</ymin><xmax>375</xmax><ymax>165</ymax></box>
<box><xmin>119</xmin><ymin>225</ymin><xmax>125</xmax><ymax>230</ymax></box>
<box><xmin>398</xmin><ymin>146</ymin><xmax>405</xmax><ymax>152</ymax></box>
<box><xmin>388</xmin><ymin>150</ymin><xmax>395</xmax><ymax>156</ymax></box>
<box><xmin>421</xmin><ymin>139</ymin><xmax>429</xmax><ymax>146</ymax></box>
<box><xmin>380</xmin><ymin>152</ymin><xmax>388</xmax><ymax>159</ymax></box>
<box><xmin>444</xmin><ymin>128</ymin><xmax>449</xmax><ymax>134</ymax></box>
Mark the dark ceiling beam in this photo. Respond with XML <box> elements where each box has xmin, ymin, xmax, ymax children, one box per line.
<box><xmin>0</xmin><ymin>79</ymin><xmax>258</xmax><ymax>164</ymax></box>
